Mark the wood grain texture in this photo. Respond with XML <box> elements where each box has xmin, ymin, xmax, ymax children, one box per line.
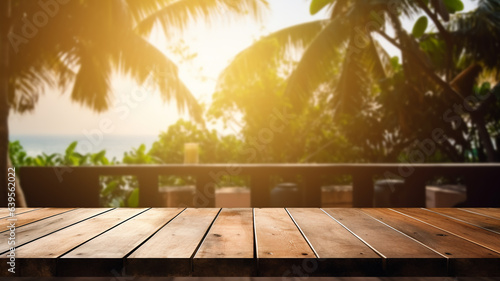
<box><xmin>323</xmin><ymin>208</ymin><xmax>446</xmax><ymax>276</ymax></box>
<box><xmin>13</xmin><ymin>208</ymin><xmax>145</xmax><ymax>258</ymax></box>
<box><xmin>287</xmin><ymin>208</ymin><xmax>382</xmax><ymax>276</ymax></box>
<box><xmin>462</xmin><ymin>208</ymin><xmax>500</xmax><ymax>220</ymax></box>
<box><xmin>1</xmin><ymin>207</ymin><xmax>499</xmax><ymax>277</ymax></box>
<box><xmin>127</xmin><ymin>208</ymin><xmax>220</xmax><ymax>276</ymax></box>
<box><xmin>8</xmin><ymin>209</ymin><xmax>145</xmax><ymax>277</ymax></box>
<box><xmin>429</xmin><ymin>208</ymin><xmax>500</xmax><ymax>233</ymax></box>
<box><xmin>193</xmin><ymin>208</ymin><xmax>254</xmax><ymax>276</ymax></box>
<box><xmin>0</xmin><ymin>208</ymin><xmax>112</xmax><ymax>277</ymax></box>
<box><xmin>363</xmin><ymin>208</ymin><xmax>500</xmax><ymax>276</ymax></box>
<box><xmin>0</xmin><ymin>208</ymin><xmax>39</xmax><ymax>219</ymax></box>
<box><xmin>395</xmin><ymin>208</ymin><xmax>500</xmax><ymax>254</ymax></box>
<box><xmin>0</xmin><ymin>208</ymin><xmax>110</xmax><ymax>254</ymax></box>
<box><xmin>59</xmin><ymin>208</ymin><xmax>183</xmax><ymax>276</ymax></box>
<box><xmin>254</xmin><ymin>208</ymin><xmax>314</xmax><ymax>276</ymax></box>
<box><xmin>0</xmin><ymin>208</ymin><xmax>74</xmax><ymax>231</ymax></box>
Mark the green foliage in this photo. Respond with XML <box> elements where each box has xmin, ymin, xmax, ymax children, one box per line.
<box><xmin>99</xmin><ymin>175</ymin><xmax>139</xmax><ymax>208</ymax></box>
<box><xmin>123</xmin><ymin>144</ymin><xmax>154</xmax><ymax>164</ymax></box>
<box><xmin>443</xmin><ymin>0</ymin><xmax>464</xmax><ymax>13</ymax></box>
<box><xmin>217</xmin><ymin>0</ymin><xmax>500</xmax><ymax>163</ymax></box>
<box><xmin>209</xmin><ymin>46</ymin><xmax>362</xmax><ymax>163</ymax></box>
<box><xmin>419</xmin><ymin>36</ymin><xmax>446</xmax><ymax>69</ymax></box>
<box><xmin>412</xmin><ymin>16</ymin><xmax>428</xmax><ymax>38</ymax></box>
<box><xmin>9</xmin><ymin>141</ymin><xmax>34</xmax><ymax>167</ymax></box>
<box><xmin>127</xmin><ymin>188</ymin><xmax>140</xmax><ymax>207</ymax></box>
<box><xmin>149</xmin><ymin>119</ymin><xmax>245</xmax><ymax>164</ymax></box>
<box><xmin>9</xmin><ymin>140</ymin><xmax>137</xmax><ymax>207</ymax></box>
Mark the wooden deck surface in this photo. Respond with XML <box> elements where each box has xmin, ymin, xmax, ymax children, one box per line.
<box><xmin>1</xmin><ymin>208</ymin><xmax>499</xmax><ymax>277</ymax></box>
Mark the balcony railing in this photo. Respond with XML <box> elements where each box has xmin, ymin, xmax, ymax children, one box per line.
<box><xmin>18</xmin><ymin>163</ymin><xmax>500</xmax><ymax>207</ymax></box>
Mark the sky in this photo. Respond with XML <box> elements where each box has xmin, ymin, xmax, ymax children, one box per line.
<box><xmin>9</xmin><ymin>0</ymin><xmax>476</xmax><ymax>138</ymax></box>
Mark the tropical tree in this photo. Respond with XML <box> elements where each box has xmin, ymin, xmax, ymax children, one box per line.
<box><xmin>209</xmin><ymin>39</ymin><xmax>362</xmax><ymax>163</ymax></box>
<box><xmin>0</xmin><ymin>0</ymin><xmax>268</xmax><ymax>206</ymax></box>
<box><xmin>218</xmin><ymin>0</ymin><xmax>500</xmax><ymax>162</ymax></box>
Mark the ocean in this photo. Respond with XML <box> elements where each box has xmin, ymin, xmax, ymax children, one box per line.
<box><xmin>9</xmin><ymin>134</ymin><xmax>158</xmax><ymax>161</ymax></box>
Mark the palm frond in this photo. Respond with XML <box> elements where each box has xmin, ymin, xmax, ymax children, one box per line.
<box><xmin>448</xmin><ymin>0</ymin><xmax>500</xmax><ymax>70</ymax></box>
<box><xmin>135</xmin><ymin>0</ymin><xmax>268</xmax><ymax>37</ymax></box>
<box><xmin>125</xmin><ymin>0</ymin><xmax>166</xmax><ymax>25</ymax></box>
<box><xmin>116</xmin><ymin>32</ymin><xmax>203</xmax><ymax>122</ymax></box>
<box><xmin>285</xmin><ymin>18</ymin><xmax>350</xmax><ymax>108</ymax></box>
<box><xmin>330</xmin><ymin>0</ymin><xmax>350</xmax><ymax>19</ymax></box>
<box><xmin>8</xmin><ymin>0</ymin><xmax>204</xmax><ymax>122</ymax></box>
<box><xmin>70</xmin><ymin>48</ymin><xmax>112</xmax><ymax>112</ymax></box>
<box><xmin>368</xmin><ymin>37</ymin><xmax>391</xmax><ymax>78</ymax></box>
<box><xmin>332</xmin><ymin>37</ymin><xmax>378</xmax><ymax>117</ymax></box>
<box><xmin>380</xmin><ymin>0</ymin><xmax>422</xmax><ymax>19</ymax></box>
<box><xmin>217</xmin><ymin>20</ymin><xmax>327</xmax><ymax>91</ymax></box>
<box><xmin>10</xmin><ymin>59</ymin><xmax>54</xmax><ymax>113</ymax></box>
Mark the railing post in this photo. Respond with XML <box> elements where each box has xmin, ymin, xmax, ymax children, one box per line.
<box><xmin>250</xmin><ymin>173</ymin><xmax>270</xmax><ymax>207</ymax></box>
<box><xmin>195</xmin><ymin>173</ymin><xmax>216</xmax><ymax>207</ymax></box>
<box><xmin>352</xmin><ymin>173</ymin><xmax>373</xmax><ymax>207</ymax></box>
<box><xmin>137</xmin><ymin>173</ymin><xmax>161</xmax><ymax>207</ymax></box>
<box><xmin>464</xmin><ymin>171</ymin><xmax>500</xmax><ymax>207</ymax></box>
<box><xmin>303</xmin><ymin>174</ymin><xmax>322</xmax><ymax>207</ymax></box>
<box><xmin>402</xmin><ymin>173</ymin><xmax>427</xmax><ymax>207</ymax></box>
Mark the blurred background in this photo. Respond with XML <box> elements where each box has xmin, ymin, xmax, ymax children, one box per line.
<box><xmin>2</xmin><ymin>0</ymin><xmax>499</xmax><ymax>208</ymax></box>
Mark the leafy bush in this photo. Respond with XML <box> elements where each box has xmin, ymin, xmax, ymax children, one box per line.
<box><xmin>9</xmin><ymin>140</ymin><xmax>138</xmax><ymax>207</ymax></box>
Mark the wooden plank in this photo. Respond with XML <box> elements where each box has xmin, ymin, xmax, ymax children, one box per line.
<box><xmin>0</xmin><ymin>208</ymin><xmax>74</xmax><ymax>231</ymax></box>
<box><xmin>127</xmin><ymin>208</ymin><xmax>220</xmax><ymax>276</ymax></box>
<box><xmin>0</xmin><ymin>208</ymin><xmax>112</xmax><ymax>277</ymax></box>
<box><xmin>322</xmin><ymin>208</ymin><xmax>446</xmax><ymax>276</ymax></box>
<box><xmin>254</xmin><ymin>208</ymin><xmax>315</xmax><ymax>276</ymax></box>
<box><xmin>363</xmin><ymin>208</ymin><xmax>500</xmax><ymax>276</ymax></box>
<box><xmin>1</xmin><ymin>207</ymin><xmax>498</xmax><ymax>278</ymax></box>
<box><xmin>429</xmin><ymin>208</ymin><xmax>500</xmax><ymax>234</ymax></box>
<box><xmin>288</xmin><ymin>208</ymin><xmax>382</xmax><ymax>276</ymax></box>
<box><xmin>395</xmin><ymin>208</ymin><xmax>500</xmax><ymax>254</ymax></box>
<box><xmin>13</xmin><ymin>208</ymin><xmax>145</xmax><ymax>257</ymax></box>
<box><xmin>0</xmin><ymin>209</ymin><xmax>10</xmax><ymax>218</ymax></box>
<box><xmin>461</xmin><ymin>208</ymin><xmax>500</xmax><ymax>220</ymax></box>
<box><xmin>8</xmin><ymin>208</ymin><xmax>145</xmax><ymax>277</ymax></box>
<box><xmin>0</xmin><ymin>208</ymin><xmax>110</xmax><ymax>254</ymax></box>
<box><xmin>59</xmin><ymin>208</ymin><xmax>183</xmax><ymax>276</ymax></box>
<box><xmin>0</xmin><ymin>208</ymin><xmax>40</xmax><ymax>219</ymax></box>
<box><xmin>193</xmin><ymin>208</ymin><xmax>254</xmax><ymax>276</ymax></box>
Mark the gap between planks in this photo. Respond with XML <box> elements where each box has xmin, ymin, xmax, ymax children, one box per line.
<box><xmin>391</xmin><ymin>208</ymin><xmax>500</xmax><ymax>254</ymax></box>
<box><xmin>0</xmin><ymin>208</ymin><xmax>114</xmax><ymax>256</ymax></box>
<box><xmin>285</xmin><ymin>208</ymin><xmax>319</xmax><ymax>258</ymax></box>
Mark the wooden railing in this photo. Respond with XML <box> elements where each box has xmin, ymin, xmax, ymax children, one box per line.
<box><xmin>18</xmin><ymin>164</ymin><xmax>500</xmax><ymax>207</ymax></box>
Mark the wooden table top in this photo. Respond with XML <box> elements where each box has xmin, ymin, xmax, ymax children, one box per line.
<box><xmin>1</xmin><ymin>208</ymin><xmax>499</xmax><ymax>277</ymax></box>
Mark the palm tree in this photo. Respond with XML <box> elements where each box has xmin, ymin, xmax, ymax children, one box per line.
<box><xmin>0</xmin><ymin>0</ymin><xmax>268</xmax><ymax>206</ymax></box>
<box><xmin>218</xmin><ymin>0</ymin><xmax>500</xmax><ymax>162</ymax></box>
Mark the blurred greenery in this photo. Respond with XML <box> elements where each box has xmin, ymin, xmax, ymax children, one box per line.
<box><xmin>9</xmin><ymin>140</ymin><xmax>135</xmax><ymax>207</ymax></box>
<box><xmin>0</xmin><ymin>0</ymin><xmax>269</xmax><ymax>207</ymax></box>
<box><xmin>7</xmin><ymin>0</ymin><xmax>500</xmax><ymax>206</ymax></box>
<box><xmin>8</xmin><ymin>119</ymin><xmax>249</xmax><ymax>207</ymax></box>
<box><xmin>218</xmin><ymin>0</ymin><xmax>500</xmax><ymax>163</ymax></box>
